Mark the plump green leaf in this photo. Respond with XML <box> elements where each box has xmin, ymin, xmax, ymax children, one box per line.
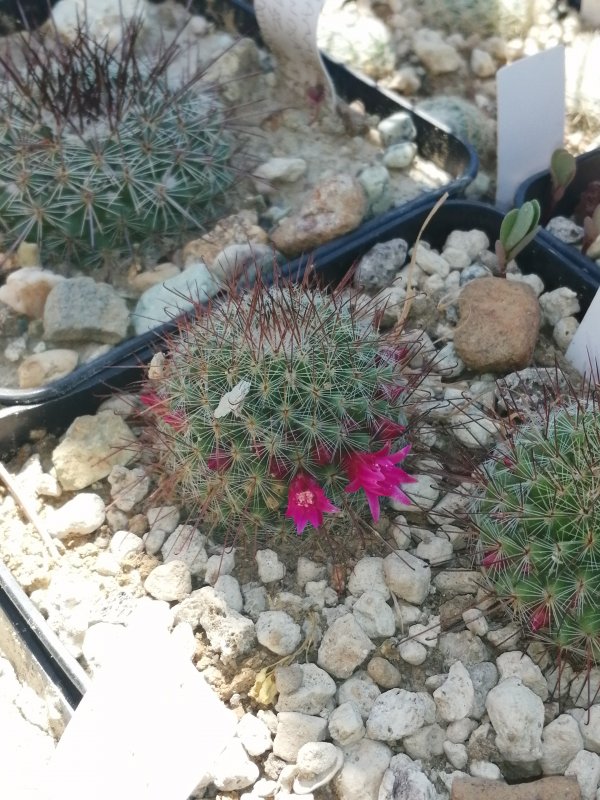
<box><xmin>550</xmin><ymin>148</ymin><xmax>576</xmax><ymax>190</ymax></box>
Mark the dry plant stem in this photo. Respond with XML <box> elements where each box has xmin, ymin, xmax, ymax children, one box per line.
<box><xmin>394</xmin><ymin>191</ymin><xmax>449</xmax><ymax>334</ymax></box>
<box><xmin>0</xmin><ymin>461</ymin><xmax>62</xmax><ymax>562</ymax></box>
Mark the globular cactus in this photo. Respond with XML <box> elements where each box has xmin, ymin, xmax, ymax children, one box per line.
<box><xmin>0</xmin><ymin>20</ymin><xmax>234</xmax><ymax>268</ymax></box>
<box><xmin>470</xmin><ymin>401</ymin><xmax>600</xmax><ymax>667</ymax></box>
<box><xmin>419</xmin><ymin>0</ymin><xmax>553</xmax><ymax>39</ymax></box>
<box><xmin>139</xmin><ymin>273</ymin><xmax>419</xmax><ymax>542</ymax></box>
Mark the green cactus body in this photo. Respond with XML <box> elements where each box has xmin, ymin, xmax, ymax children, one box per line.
<box><xmin>0</xmin><ymin>25</ymin><xmax>234</xmax><ymax>267</ymax></box>
<box><xmin>419</xmin><ymin>0</ymin><xmax>552</xmax><ymax>39</ymax></box>
<box><xmin>471</xmin><ymin>404</ymin><xmax>600</xmax><ymax>665</ymax></box>
<box><xmin>141</xmin><ymin>279</ymin><xmax>417</xmax><ymax>542</ymax></box>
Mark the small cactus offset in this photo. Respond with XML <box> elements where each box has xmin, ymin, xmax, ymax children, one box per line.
<box><xmin>0</xmin><ymin>19</ymin><xmax>234</xmax><ymax>268</ymax></box>
<box><xmin>139</xmin><ymin>272</ymin><xmax>419</xmax><ymax>542</ymax></box>
<box><xmin>470</xmin><ymin>401</ymin><xmax>600</xmax><ymax>667</ymax></box>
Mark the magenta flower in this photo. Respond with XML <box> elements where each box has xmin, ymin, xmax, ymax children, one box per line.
<box><xmin>344</xmin><ymin>444</ymin><xmax>417</xmax><ymax>522</ymax></box>
<box><xmin>371</xmin><ymin>416</ymin><xmax>407</xmax><ymax>442</ymax></box>
<box><xmin>285</xmin><ymin>472</ymin><xmax>339</xmax><ymax>534</ymax></box>
<box><xmin>140</xmin><ymin>392</ymin><xmax>186</xmax><ymax>431</ymax></box>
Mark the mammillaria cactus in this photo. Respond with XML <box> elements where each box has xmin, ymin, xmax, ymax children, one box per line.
<box><xmin>139</xmin><ymin>272</ymin><xmax>419</xmax><ymax>542</ymax></box>
<box><xmin>470</xmin><ymin>400</ymin><xmax>600</xmax><ymax>666</ymax></box>
<box><xmin>0</xmin><ymin>18</ymin><xmax>234</xmax><ymax>268</ymax></box>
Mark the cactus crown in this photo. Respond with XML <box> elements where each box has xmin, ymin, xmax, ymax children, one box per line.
<box><xmin>0</xmin><ymin>17</ymin><xmax>236</xmax><ymax>268</ymax></box>
<box><xmin>140</xmin><ymin>270</ymin><xmax>419</xmax><ymax>543</ymax></box>
<box><xmin>471</xmin><ymin>399</ymin><xmax>600</xmax><ymax>667</ymax></box>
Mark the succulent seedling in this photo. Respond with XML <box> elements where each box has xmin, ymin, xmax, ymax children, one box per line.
<box><xmin>495</xmin><ymin>200</ymin><xmax>541</xmax><ymax>276</ymax></box>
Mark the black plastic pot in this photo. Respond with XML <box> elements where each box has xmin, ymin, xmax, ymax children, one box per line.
<box><xmin>0</xmin><ymin>197</ymin><xmax>584</xmax><ymax>707</ymax></box>
<box><xmin>0</xmin><ymin>198</ymin><xmax>590</xmax><ymax>457</ymax></box>
<box><xmin>0</xmin><ymin>0</ymin><xmax>477</xmax><ymax>409</ymax></box>
<box><xmin>514</xmin><ymin>148</ymin><xmax>600</xmax><ymax>299</ymax></box>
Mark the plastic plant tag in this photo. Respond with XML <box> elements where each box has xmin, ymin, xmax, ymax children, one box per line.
<box><xmin>566</xmin><ymin>288</ymin><xmax>600</xmax><ymax>377</ymax></box>
<box><xmin>496</xmin><ymin>46</ymin><xmax>565</xmax><ymax>209</ymax></box>
<box><xmin>42</xmin><ymin>602</ymin><xmax>237</xmax><ymax>800</ymax></box>
<box><xmin>254</xmin><ymin>0</ymin><xmax>337</xmax><ymax>113</ymax></box>
<box><xmin>581</xmin><ymin>0</ymin><xmax>600</xmax><ymax>26</ymax></box>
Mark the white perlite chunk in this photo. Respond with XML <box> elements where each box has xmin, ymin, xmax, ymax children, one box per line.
<box><xmin>236</xmin><ymin>713</ymin><xmax>272</xmax><ymax>757</ymax></box>
<box><xmin>46</xmin><ymin>492</ymin><xmax>105</xmax><ymax>538</ymax></box>
<box><xmin>205</xmin><ymin>549</ymin><xmax>235</xmax><ymax>585</ymax></box>
<box><xmin>444</xmin><ymin>741</ymin><xmax>468</xmax><ymax>770</ymax></box>
<box><xmin>352</xmin><ymin>591</ymin><xmax>395</xmax><ymax>638</ymax></box>
<box><xmin>485</xmin><ymin>676</ymin><xmax>544</xmax><ymax>762</ymax></box>
<box><xmin>328</xmin><ymin>702</ymin><xmax>365</xmax><ymax>747</ymax></box>
<box><xmin>210</xmin><ymin>738</ymin><xmax>259</xmax><ymax>791</ymax></box>
<box><xmin>541</xmin><ymin>714</ymin><xmax>584</xmax><ymax>775</ymax></box>
<box><xmin>144</xmin><ymin>560</ymin><xmax>192</xmax><ymax>602</ymax></box>
<box><xmin>470</xmin><ymin>760</ymin><xmax>502</xmax><ymax>780</ymax></box>
<box><xmin>317</xmin><ymin>614</ymin><xmax>376</xmax><ymax>679</ymax></box>
<box><xmin>107</xmin><ymin>465</ymin><xmax>150</xmax><ymax>511</ymax></box>
<box><xmin>255</xmin><ymin>549</ymin><xmax>285</xmax><ymax>583</ymax></box>
<box><xmin>276</xmin><ymin>663</ymin><xmax>336</xmax><ymax>715</ymax></box>
<box><xmin>539</xmin><ymin>287</ymin><xmax>581</xmax><ymax>325</ymax></box>
<box><xmin>272</xmin><ymin>712</ymin><xmax>328</xmax><ymax>762</ymax></box>
<box><xmin>334</xmin><ymin>738</ymin><xmax>392</xmax><ymax>800</ymax></box>
<box><xmin>379</xmin><ymin>753</ymin><xmax>438</xmax><ymax>800</ymax></box>
<box><xmin>173</xmin><ymin>587</ymin><xmax>256</xmax><ymax>661</ymax></box>
<box><xmin>390</xmin><ymin>472</ymin><xmax>440</xmax><ymax>512</ymax></box>
<box><xmin>256</xmin><ymin>611</ymin><xmax>302</xmax><ymax>656</ymax></box>
<box><xmin>433</xmin><ymin>661</ymin><xmax>474</xmax><ymax>721</ymax></box>
<box><xmin>293</xmin><ymin>742</ymin><xmax>343</xmax><ymax>794</ymax></box>
<box><xmin>565</xmin><ymin>749</ymin><xmax>600</xmax><ymax>800</ymax></box>
<box><xmin>366</xmin><ymin>688</ymin><xmax>436</xmax><ymax>741</ymax></box>
<box><xmin>571</xmin><ymin>707</ymin><xmax>600</xmax><ymax>755</ymax></box>
<box><xmin>347</xmin><ymin>557</ymin><xmax>390</xmax><ymax>599</ymax></box>
<box><xmin>338</xmin><ymin>672</ymin><xmax>381</xmax><ymax>720</ymax></box>
<box><xmin>444</xmin><ymin>229</ymin><xmax>490</xmax><ymax>259</ymax></box>
<box><xmin>383</xmin><ymin>551</ymin><xmax>431</xmax><ymax>604</ymax></box>
<box><xmin>398</xmin><ymin>639</ymin><xmax>427</xmax><ymax>666</ymax></box>
<box><xmin>213</xmin><ymin>574</ymin><xmax>243</xmax><ymax>613</ymax></box>
<box><xmin>496</xmin><ymin>651</ymin><xmax>548</xmax><ymax>700</ymax></box>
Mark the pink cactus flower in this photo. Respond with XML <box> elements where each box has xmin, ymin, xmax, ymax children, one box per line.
<box><xmin>140</xmin><ymin>392</ymin><xmax>186</xmax><ymax>431</ymax></box>
<box><xmin>285</xmin><ymin>472</ymin><xmax>339</xmax><ymax>534</ymax></box>
<box><xmin>481</xmin><ymin>549</ymin><xmax>507</xmax><ymax>570</ymax></box>
<box><xmin>530</xmin><ymin>604</ymin><xmax>551</xmax><ymax>632</ymax></box>
<box><xmin>371</xmin><ymin>416</ymin><xmax>407</xmax><ymax>442</ymax></box>
<box><xmin>344</xmin><ymin>444</ymin><xmax>417</xmax><ymax>522</ymax></box>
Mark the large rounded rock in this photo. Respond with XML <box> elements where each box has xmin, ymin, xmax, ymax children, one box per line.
<box><xmin>485</xmin><ymin>676</ymin><xmax>544</xmax><ymax>763</ymax></box>
<box><xmin>44</xmin><ymin>277</ymin><xmax>129</xmax><ymax>343</ymax></box>
<box><xmin>270</xmin><ymin>175</ymin><xmax>367</xmax><ymax>257</ymax></box>
<box><xmin>256</xmin><ymin>611</ymin><xmax>302</xmax><ymax>656</ymax></box>
<box><xmin>383</xmin><ymin>551</ymin><xmax>431</xmax><ymax>604</ymax></box>
<box><xmin>366</xmin><ymin>688</ymin><xmax>436</xmax><ymax>741</ymax></box>
<box><xmin>52</xmin><ymin>411</ymin><xmax>136</xmax><ymax>490</ymax></box>
<box><xmin>454</xmin><ymin>277</ymin><xmax>540</xmax><ymax>373</ymax></box>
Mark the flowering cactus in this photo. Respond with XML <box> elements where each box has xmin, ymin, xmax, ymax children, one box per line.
<box><xmin>470</xmin><ymin>400</ymin><xmax>600</xmax><ymax>667</ymax></box>
<box><xmin>140</xmin><ymin>273</ymin><xmax>419</xmax><ymax>541</ymax></box>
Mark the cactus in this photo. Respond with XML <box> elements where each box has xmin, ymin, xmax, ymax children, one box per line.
<box><xmin>0</xmin><ymin>19</ymin><xmax>234</xmax><ymax>268</ymax></box>
<box><xmin>139</xmin><ymin>272</ymin><xmax>419</xmax><ymax>543</ymax></box>
<box><xmin>419</xmin><ymin>0</ymin><xmax>553</xmax><ymax>39</ymax></box>
<box><xmin>470</xmin><ymin>401</ymin><xmax>600</xmax><ymax>667</ymax></box>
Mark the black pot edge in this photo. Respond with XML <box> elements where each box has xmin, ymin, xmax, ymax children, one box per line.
<box><xmin>0</xmin><ymin>197</ymin><xmax>592</xmax><ymax>713</ymax></box>
<box><xmin>0</xmin><ymin>0</ymin><xmax>478</xmax><ymax>409</ymax></box>
<box><xmin>0</xmin><ymin>559</ymin><xmax>88</xmax><ymax>710</ymax></box>
<box><xmin>514</xmin><ymin>148</ymin><xmax>600</xmax><ymax>288</ymax></box>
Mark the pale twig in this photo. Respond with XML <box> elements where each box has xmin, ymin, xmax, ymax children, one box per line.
<box><xmin>394</xmin><ymin>191</ymin><xmax>449</xmax><ymax>335</ymax></box>
<box><xmin>0</xmin><ymin>461</ymin><xmax>62</xmax><ymax>562</ymax></box>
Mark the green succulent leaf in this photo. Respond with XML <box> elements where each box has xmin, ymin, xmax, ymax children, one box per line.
<box><xmin>550</xmin><ymin>148</ymin><xmax>576</xmax><ymax>192</ymax></box>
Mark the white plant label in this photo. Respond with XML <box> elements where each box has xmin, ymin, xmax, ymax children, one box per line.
<box><xmin>254</xmin><ymin>0</ymin><xmax>337</xmax><ymax>113</ymax></box>
<box><xmin>581</xmin><ymin>0</ymin><xmax>600</xmax><ymax>26</ymax></box>
<box><xmin>566</xmin><ymin>289</ymin><xmax>600</xmax><ymax>377</ymax></box>
<box><xmin>214</xmin><ymin>379</ymin><xmax>251</xmax><ymax>418</ymax></box>
<box><xmin>496</xmin><ymin>46</ymin><xmax>565</xmax><ymax>209</ymax></box>
<box><xmin>42</xmin><ymin>604</ymin><xmax>237</xmax><ymax>800</ymax></box>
